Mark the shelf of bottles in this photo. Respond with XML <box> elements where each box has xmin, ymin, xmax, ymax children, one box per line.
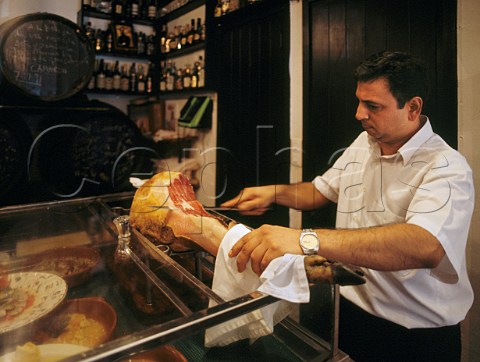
<box><xmin>86</xmin><ymin>59</ymin><xmax>155</xmax><ymax>95</ymax></box>
<box><xmin>158</xmin><ymin>55</ymin><xmax>204</xmax><ymax>93</ymax></box>
<box><xmin>79</xmin><ymin>0</ymin><xmax>208</xmax><ymax>96</ymax></box>
<box><xmin>213</xmin><ymin>0</ymin><xmax>264</xmax><ymax>18</ymax></box>
<box><xmin>156</xmin><ymin>0</ymin><xmax>207</xmax><ymax>95</ymax></box>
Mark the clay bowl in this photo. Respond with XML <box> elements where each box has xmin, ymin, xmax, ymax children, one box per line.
<box><xmin>117</xmin><ymin>345</ymin><xmax>187</xmax><ymax>362</ymax></box>
<box><xmin>34</xmin><ymin>297</ymin><xmax>117</xmax><ymax>348</ymax></box>
<box><xmin>25</xmin><ymin>246</ymin><xmax>101</xmax><ymax>288</ymax></box>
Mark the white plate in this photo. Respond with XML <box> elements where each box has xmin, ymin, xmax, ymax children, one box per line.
<box><xmin>0</xmin><ymin>343</ymin><xmax>88</xmax><ymax>362</ymax></box>
<box><xmin>0</xmin><ymin>272</ymin><xmax>67</xmax><ymax>334</ymax></box>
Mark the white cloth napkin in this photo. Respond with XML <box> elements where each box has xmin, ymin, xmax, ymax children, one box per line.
<box><xmin>204</xmin><ymin>224</ymin><xmax>310</xmax><ymax>347</ymax></box>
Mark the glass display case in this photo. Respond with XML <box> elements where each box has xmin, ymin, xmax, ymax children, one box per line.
<box><xmin>0</xmin><ymin>193</ymin><xmax>352</xmax><ymax>361</ymax></box>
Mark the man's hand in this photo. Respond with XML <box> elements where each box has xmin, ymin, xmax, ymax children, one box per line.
<box><xmin>220</xmin><ymin>186</ymin><xmax>276</xmax><ymax>215</ymax></box>
<box><xmin>228</xmin><ymin>225</ymin><xmax>303</xmax><ymax>275</ymax></box>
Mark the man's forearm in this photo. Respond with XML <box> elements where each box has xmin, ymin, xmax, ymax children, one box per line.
<box><xmin>274</xmin><ymin>182</ymin><xmax>329</xmax><ymax>210</ymax></box>
<box><xmin>317</xmin><ymin>223</ymin><xmax>445</xmax><ymax>271</ymax></box>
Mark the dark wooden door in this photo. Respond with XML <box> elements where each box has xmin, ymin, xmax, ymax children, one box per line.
<box><xmin>302</xmin><ymin>0</ymin><xmax>457</xmax><ymax>228</ymax></box>
<box><xmin>211</xmin><ymin>0</ymin><xmax>291</xmax><ymax>228</ymax></box>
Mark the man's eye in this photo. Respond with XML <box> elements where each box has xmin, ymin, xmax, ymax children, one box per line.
<box><xmin>367</xmin><ymin>104</ymin><xmax>380</xmax><ymax>111</ymax></box>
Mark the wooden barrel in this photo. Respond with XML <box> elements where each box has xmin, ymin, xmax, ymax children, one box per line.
<box><xmin>35</xmin><ymin>102</ymin><xmax>158</xmax><ymax>198</ymax></box>
<box><xmin>0</xmin><ymin>13</ymin><xmax>94</xmax><ymax>102</ymax></box>
<box><xmin>0</xmin><ymin>110</ymin><xmax>32</xmax><ymax>205</ymax></box>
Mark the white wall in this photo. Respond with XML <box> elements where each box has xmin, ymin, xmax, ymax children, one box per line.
<box><xmin>458</xmin><ymin>0</ymin><xmax>480</xmax><ymax>360</ymax></box>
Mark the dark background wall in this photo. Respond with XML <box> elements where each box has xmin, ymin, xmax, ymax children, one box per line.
<box><xmin>302</xmin><ymin>0</ymin><xmax>457</xmax><ymax>228</ymax></box>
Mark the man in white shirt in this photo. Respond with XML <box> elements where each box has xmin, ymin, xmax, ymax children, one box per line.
<box><xmin>221</xmin><ymin>51</ymin><xmax>474</xmax><ymax>361</ymax></box>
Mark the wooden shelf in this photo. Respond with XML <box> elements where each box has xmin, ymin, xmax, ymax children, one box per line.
<box><xmin>158</xmin><ymin>42</ymin><xmax>205</xmax><ymax>60</ymax></box>
<box><xmin>80</xmin><ymin>6</ymin><xmax>156</xmax><ymax>26</ymax></box>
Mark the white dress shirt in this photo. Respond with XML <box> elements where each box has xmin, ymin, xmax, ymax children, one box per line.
<box><xmin>313</xmin><ymin>117</ymin><xmax>474</xmax><ymax>328</ymax></box>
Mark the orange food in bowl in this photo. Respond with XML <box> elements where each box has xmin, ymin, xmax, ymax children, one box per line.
<box><xmin>34</xmin><ymin>297</ymin><xmax>117</xmax><ymax>348</ymax></box>
<box><xmin>118</xmin><ymin>345</ymin><xmax>187</xmax><ymax>362</ymax></box>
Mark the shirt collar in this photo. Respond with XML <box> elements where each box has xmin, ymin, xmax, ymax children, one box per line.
<box><xmin>367</xmin><ymin>115</ymin><xmax>433</xmax><ymax>165</ymax></box>
<box><xmin>398</xmin><ymin>115</ymin><xmax>433</xmax><ymax>165</ymax></box>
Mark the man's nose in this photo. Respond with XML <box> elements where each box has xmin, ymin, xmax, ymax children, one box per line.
<box><xmin>355</xmin><ymin>104</ymin><xmax>368</xmax><ymax>121</ymax></box>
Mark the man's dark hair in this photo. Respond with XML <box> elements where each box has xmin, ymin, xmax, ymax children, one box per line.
<box><xmin>354</xmin><ymin>51</ymin><xmax>429</xmax><ymax>108</ymax></box>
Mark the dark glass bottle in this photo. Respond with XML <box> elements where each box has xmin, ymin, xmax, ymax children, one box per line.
<box><xmin>113</xmin><ymin>60</ymin><xmax>121</xmax><ymax>90</ymax></box>
<box><xmin>137</xmin><ymin>64</ymin><xmax>146</xmax><ymax>93</ymax></box>
<box><xmin>129</xmin><ymin>62</ymin><xmax>137</xmax><ymax>92</ymax></box>
<box><xmin>95</xmin><ymin>59</ymin><xmax>106</xmax><ymax>90</ymax></box>
<box><xmin>146</xmin><ymin>62</ymin><xmax>154</xmax><ymax>93</ymax></box>
<box><xmin>131</xmin><ymin>0</ymin><xmax>140</xmax><ymax>18</ymax></box>
<box><xmin>120</xmin><ymin>64</ymin><xmax>130</xmax><ymax>91</ymax></box>
<box><xmin>139</xmin><ymin>0</ymin><xmax>148</xmax><ymax>20</ymax></box>
<box><xmin>147</xmin><ymin>0</ymin><xmax>157</xmax><ymax>20</ymax></box>
<box><xmin>194</xmin><ymin>18</ymin><xmax>202</xmax><ymax>43</ymax></box>
<box><xmin>104</xmin><ymin>62</ymin><xmax>113</xmax><ymax>90</ymax></box>
<box><xmin>112</xmin><ymin>0</ymin><xmax>124</xmax><ymax>17</ymax></box>
<box><xmin>187</xmin><ymin>19</ymin><xmax>195</xmax><ymax>45</ymax></box>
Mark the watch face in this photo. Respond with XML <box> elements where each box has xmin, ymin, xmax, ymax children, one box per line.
<box><xmin>301</xmin><ymin>234</ymin><xmax>318</xmax><ymax>249</ymax></box>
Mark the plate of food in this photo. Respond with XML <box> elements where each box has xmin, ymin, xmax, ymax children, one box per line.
<box><xmin>0</xmin><ymin>342</ymin><xmax>88</xmax><ymax>362</ymax></box>
<box><xmin>25</xmin><ymin>246</ymin><xmax>101</xmax><ymax>288</ymax></box>
<box><xmin>0</xmin><ymin>272</ymin><xmax>67</xmax><ymax>335</ymax></box>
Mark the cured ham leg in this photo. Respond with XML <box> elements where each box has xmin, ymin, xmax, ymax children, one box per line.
<box><xmin>129</xmin><ymin>171</ymin><xmax>229</xmax><ymax>255</ymax></box>
<box><xmin>129</xmin><ymin>171</ymin><xmax>365</xmax><ymax>286</ymax></box>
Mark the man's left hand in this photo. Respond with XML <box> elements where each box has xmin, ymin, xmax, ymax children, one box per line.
<box><xmin>228</xmin><ymin>225</ymin><xmax>303</xmax><ymax>275</ymax></box>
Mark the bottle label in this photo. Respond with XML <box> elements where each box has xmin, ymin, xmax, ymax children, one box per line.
<box><xmin>121</xmin><ymin>78</ymin><xmax>130</xmax><ymax>92</ymax></box>
<box><xmin>105</xmin><ymin>77</ymin><xmax>113</xmax><ymax>90</ymax></box>
<box><xmin>113</xmin><ymin>75</ymin><xmax>121</xmax><ymax>90</ymax></box>
<box><xmin>132</xmin><ymin>4</ymin><xmax>139</xmax><ymax>16</ymax></box>
<box><xmin>137</xmin><ymin>81</ymin><xmax>145</xmax><ymax>93</ymax></box>
<box><xmin>148</xmin><ymin>6</ymin><xmax>156</xmax><ymax>18</ymax></box>
<box><xmin>96</xmin><ymin>74</ymin><xmax>106</xmax><ymax>89</ymax></box>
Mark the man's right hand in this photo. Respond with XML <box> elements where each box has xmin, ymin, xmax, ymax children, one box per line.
<box><xmin>220</xmin><ymin>185</ymin><xmax>276</xmax><ymax>215</ymax></box>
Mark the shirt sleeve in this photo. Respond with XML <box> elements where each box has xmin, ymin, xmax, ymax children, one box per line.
<box><xmin>405</xmin><ymin>150</ymin><xmax>474</xmax><ymax>280</ymax></box>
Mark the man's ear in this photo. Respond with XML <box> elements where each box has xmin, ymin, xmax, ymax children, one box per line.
<box><xmin>408</xmin><ymin>96</ymin><xmax>423</xmax><ymax>119</ymax></box>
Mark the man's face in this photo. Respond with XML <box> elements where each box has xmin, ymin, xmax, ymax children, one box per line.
<box><xmin>355</xmin><ymin>78</ymin><xmax>417</xmax><ymax>155</ymax></box>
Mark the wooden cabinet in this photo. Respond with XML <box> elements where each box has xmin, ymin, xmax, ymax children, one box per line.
<box><xmin>210</xmin><ymin>0</ymin><xmax>291</xmax><ymax>228</ymax></box>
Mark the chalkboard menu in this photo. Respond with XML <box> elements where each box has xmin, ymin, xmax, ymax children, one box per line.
<box><xmin>0</xmin><ymin>13</ymin><xmax>94</xmax><ymax>102</ymax></box>
<box><xmin>37</xmin><ymin>104</ymin><xmax>157</xmax><ymax>197</ymax></box>
<box><xmin>0</xmin><ymin>112</ymin><xmax>31</xmax><ymax>204</ymax></box>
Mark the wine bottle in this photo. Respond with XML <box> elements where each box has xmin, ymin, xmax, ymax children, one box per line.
<box><xmin>120</xmin><ymin>64</ymin><xmax>130</xmax><ymax>91</ymax></box>
<box><xmin>180</xmin><ymin>25</ymin><xmax>187</xmax><ymax>49</ymax></box>
<box><xmin>131</xmin><ymin>0</ymin><xmax>140</xmax><ymax>18</ymax></box>
<box><xmin>137</xmin><ymin>32</ymin><xmax>145</xmax><ymax>55</ymax></box>
<box><xmin>129</xmin><ymin>62</ymin><xmax>137</xmax><ymax>92</ymax></box>
<box><xmin>159</xmin><ymin>61</ymin><xmax>167</xmax><ymax>92</ymax></box>
<box><xmin>166</xmin><ymin>61</ymin><xmax>175</xmax><ymax>91</ymax></box>
<box><xmin>175</xmin><ymin>68</ymin><xmax>183</xmax><ymax>90</ymax></box>
<box><xmin>159</xmin><ymin>24</ymin><xmax>167</xmax><ymax>53</ymax></box>
<box><xmin>105</xmin><ymin>62</ymin><xmax>113</xmax><ymax>90</ymax></box>
<box><xmin>113</xmin><ymin>61</ymin><xmax>121</xmax><ymax>90</ymax></box>
<box><xmin>196</xmin><ymin>56</ymin><xmax>205</xmax><ymax>88</ymax></box>
<box><xmin>137</xmin><ymin>64</ymin><xmax>146</xmax><ymax>93</ymax></box>
<box><xmin>146</xmin><ymin>63</ymin><xmax>153</xmax><ymax>93</ymax></box>
<box><xmin>182</xmin><ymin>66</ymin><xmax>192</xmax><ymax>89</ymax></box>
<box><xmin>95</xmin><ymin>59</ymin><xmax>106</xmax><ymax>90</ymax></box>
<box><xmin>87</xmin><ymin>59</ymin><xmax>98</xmax><ymax>90</ymax></box>
<box><xmin>194</xmin><ymin>18</ymin><xmax>202</xmax><ymax>43</ymax></box>
<box><xmin>112</xmin><ymin>0</ymin><xmax>124</xmax><ymax>17</ymax></box>
<box><xmin>187</xmin><ymin>19</ymin><xmax>195</xmax><ymax>45</ymax></box>
<box><xmin>140</xmin><ymin>0</ymin><xmax>148</xmax><ymax>20</ymax></box>
<box><xmin>147</xmin><ymin>0</ymin><xmax>157</xmax><ymax>20</ymax></box>
<box><xmin>191</xmin><ymin>65</ymin><xmax>198</xmax><ymax>88</ymax></box>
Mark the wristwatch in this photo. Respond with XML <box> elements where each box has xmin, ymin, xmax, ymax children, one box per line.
<box><xmin>299</xmin><ymin>229</ymin><xmax>320</xmax><ymax>255</ymax></box>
